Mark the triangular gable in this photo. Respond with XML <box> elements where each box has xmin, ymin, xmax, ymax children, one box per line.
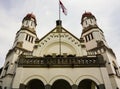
<box><xmin>33</xmin><ymin>25</ymin><xmax>87</xmax><ymax>57</ymax></box>
<box><xmin>38</xmin><ymin>26</ymin><xmax>82</xmax><ymax>43</ymax></box>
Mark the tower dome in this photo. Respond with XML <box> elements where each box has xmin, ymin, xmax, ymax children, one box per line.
<box><xmin>81</xmin><ymin>12</ymin><xmax>96</xmax><ymax>25</ymax></box>
<box><xmin>82</xmin><ymin>12</ymin><xmax>93</xmax><ymax>17</ymax></box>
<box><xmin>81</xmin><ymin>12</ymin><xmax>98</xmax><ymax>30</ymax></box>
<box><xmin>22</xmin><ymin>13</ymin><xmax>37</xmax><ymax>26</ymax></box>
<box><xmin>26</xmin><ymin>13</ymin><xmax>36</xmax><ymax>19</ymax></box>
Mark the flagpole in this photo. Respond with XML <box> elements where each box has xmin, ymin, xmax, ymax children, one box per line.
<box><xmin>59</xmin><ymin>0</ymin><xmax>61</xmax><ymax>20</ymax></box>
<box><xmin>58</xmin><ymin>0</ymin><xmax>61</xmax><ymax>56</ymax></box>
<box><xmin>59</xmin><ymin>30</ymin><xmax>61</xmax><ymax>56</ymax></box>
<box><xmin>58</xmin><ymin>0</ymin><xmax>67</xmax><ymax>56</ymax></box>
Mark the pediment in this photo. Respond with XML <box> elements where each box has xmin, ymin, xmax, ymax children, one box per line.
<box><xmin>33</xmin><ymin>26</ymin><xmax>87</xmax><ymax>57</ymax></box>
<box><xmin>38</xmin><ymin>26</ymin><xmax>81</xmax><ymax>44</ymax></box>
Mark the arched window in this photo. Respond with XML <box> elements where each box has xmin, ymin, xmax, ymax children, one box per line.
<box><xmin>85</xmin><ymin>21</ymin><xmax>87</xmax><ymax>25</ymax></box>
<box><xmin>31</xmin><ymin>21</ymin><xmax>35</xmax><ymax>27</ymax></box>
<box><xmin>90</xmin><ymin>19</ymin><xmax>92</xmax><ymax>23</ymax></box>
<box><xmin>25</xmin><ymin>34</ymin><xmax>29</xmax><ymax>41</ymax></box>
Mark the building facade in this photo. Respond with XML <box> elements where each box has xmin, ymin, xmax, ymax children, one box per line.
<box><xmin>0</xmin><ymin>12</ymin><xmax>120</xmax><ymax>89</ymax></box>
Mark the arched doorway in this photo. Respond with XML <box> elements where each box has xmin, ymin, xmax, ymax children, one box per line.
<box><xmin>27</xmin><ymin>79</ymin><xmax>45</xmax><ymax>89</ymax></box>
<box><xmin>51</xmin><ymin>79</ymin><xmax>72</xmax><ymax>89</ymax></box>
<box><xmin>78</xmin><ymin>79</ymin><xmax>99</xmax><ymax>89</ymax></box>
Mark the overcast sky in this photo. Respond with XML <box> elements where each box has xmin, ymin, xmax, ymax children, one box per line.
<box><xmin>0</xmin><ymin>0</ymin><xmax>120</xmax><ymax>67</ymax></box>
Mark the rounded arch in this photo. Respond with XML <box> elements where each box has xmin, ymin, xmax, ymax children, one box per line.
<box><xmin>42</xmin><ymin>41</ymin><xmax>77</xmax><ymax>56</ymax></box>
<box><xmin>49</xmin><ymin>75</ymin><xmax>73</xmax><ymax>85</ymax></box>
<box><xmin>75</xmin><ymin>75</ymin><xmax>101</xmax><ymax>85</ymax></box>
<box><xmin>23</xmin><ymin>75</ymin><xmax>47</xmax><ymax>85</ymax></box>
<box><xmin>51</xmin><ymin>79</ymin><xmax>72</xmax><ymax>89</ymax></box>
<box><xmin>27</xmin><ymin>79</ymin><xmax>45</xmax><ymax>89</ymax></box>
<box><xmin>78</xmin><ymin>79</ymin><xmax>99</xmax><ymax>89</ymax></box>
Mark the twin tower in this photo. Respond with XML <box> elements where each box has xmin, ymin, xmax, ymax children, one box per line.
<box><xmin>0</xmin><ymin>12</ymin><xmax>120</xmax><ymax>89</ymax></box>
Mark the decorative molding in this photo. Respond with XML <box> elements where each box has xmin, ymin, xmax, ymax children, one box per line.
<box><xmin>49</xmin><ymin>75</ymin><xmax>73</xmax><ymax>85</ymax></box>
<box><xmin>18</xmin><ymin>55</ymin><xmax>105</xmax><ymax>68</ymax></box>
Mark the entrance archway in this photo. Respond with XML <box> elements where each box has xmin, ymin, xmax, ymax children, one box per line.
<box><xmin>27</xmin><ymin>79</ymin><xmax>45</xmax><ymax>89</ymax></box>
<box><xmin>78</xmin><ymin>79</ymin><xmax>99</xmax><ymax>89</ymax></box>
<box><xmin>51</xmin><ymin>79</ymin><xmax>72</xmax><ymax>89</ymax></box>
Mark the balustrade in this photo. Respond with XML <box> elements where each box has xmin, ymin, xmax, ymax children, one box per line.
<box><xmin>18</xmin><ymin>55</ymin><xmax>105</xmax><ymax>67</ymax></box>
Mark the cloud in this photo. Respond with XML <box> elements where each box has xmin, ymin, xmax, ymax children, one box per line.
<box><xmin>0</xmin><ymin>0</ymin><xmax>120</xmax><ymax>67</ymax></box>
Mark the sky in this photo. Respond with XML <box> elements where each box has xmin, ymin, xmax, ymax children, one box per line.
<box><xmin>0</xmin><ymin>0</ymin><xmax>120</xmax><ymax>67</ymax></box>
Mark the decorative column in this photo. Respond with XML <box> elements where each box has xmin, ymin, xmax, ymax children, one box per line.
<box><xmin>98</xmin><ymin>84</ymin><xmax>105</xmax><ymax>89</ymax></box>
<box><xmin>19</xmin><ymin>84</ymin><xmax>26</xmax><ymax>89</ymax></box>
<box><xmin>45</xmin><ymin>84</ymin><xmax>51</xmax><ymax>89</ymax></box>
<box><xmin>72</xmin><ymin>84</ymin><xmax>78</xmax><ymax>89</ymax></box>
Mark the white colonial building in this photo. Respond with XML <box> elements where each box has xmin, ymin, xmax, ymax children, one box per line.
<box><xmin>0</xmin><ymin>12</ymin><xmax>120</xmax><ymax>89</ymax></box>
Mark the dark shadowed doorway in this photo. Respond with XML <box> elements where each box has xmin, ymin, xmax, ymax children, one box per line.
<box><xmin>27</xmin><ymin>79</ymin><xmax>45</xmax><ymax>89</ymax></box>
<box><xmin>51</xmin><ymin>79</ymin><xmax>72</xmax><ymax>89</ymax></box>
<box><xmin>78</xmin><ymin>79</ymin><xmax>99</xmax><ymax>89</ymax></box>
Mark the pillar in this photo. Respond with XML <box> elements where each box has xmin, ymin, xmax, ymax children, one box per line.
<box><xmin>98</xmin><ymin>84</ymin><xmax>105</xmax><ymax>89</ymax></box>
<box><xmin>72</xmin><ymin>84</ymin><xmax>78</xmax><ymax>89</ymax></box>
<box><xmin>19</xmin><ymin>84</ymin><xmax>26</xmax><ymax>89</ymax></box>
<box><xmin>45</xmin><ymin>84</ymin><xmax>51</xmax><ymax>89</ymax></box>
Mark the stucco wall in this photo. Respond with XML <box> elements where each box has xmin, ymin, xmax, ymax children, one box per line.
<box><xmin>12</xmin><ymin>67</ymin><xmax>112</xmax><ymax>89</ymax></box>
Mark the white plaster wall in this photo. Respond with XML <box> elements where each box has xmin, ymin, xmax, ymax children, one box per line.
<box><xmin>12</xmin><ymin>67</ymin><xmax>112</xmax><ymax>89</ymax></box>
<box><xmin>102</xmin><ymin>51</ymin><xmax>120</xmax><ymax>89</ymax></box>
<box><xmin>82</xmin><ymin>28</ymin><xmax>108</xmax><ymax>50</ymax></box>
<box><xmin>1</xmin><ymin>76</ymin><xmax>13</xmax><ymax>89</ymax></box>
<box><xmin>82</xmin><ymin>29</ymin><xmax>98</xmax><ymax>50</ymax></box>
<box><xmin>115</xmin><ymin>77</ymin><xmax>120</xmax><ymax>88</ymax></box>
<box><xmin>84</xmin><ymin>39</ymin><xmax>97</xmax><ymax>50</ymax></box>
<box><xmin>13</xmin><ymin>30</ymin><xmax>36</xmax><ymax>51</ymax></box>
<box><xmin>99</xmin><ymin>68</ymin><xmax>113</xmax><ymax>89</ymax></box>
<box><xmin>102</xmin><ymin>51</ymin><xmax>117</xmax><ymax>74</ymax></box>
<box><xmin>1</xmin><ymin>49</ymin><xmax>22</xmax><ymax>78</ymax></box>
